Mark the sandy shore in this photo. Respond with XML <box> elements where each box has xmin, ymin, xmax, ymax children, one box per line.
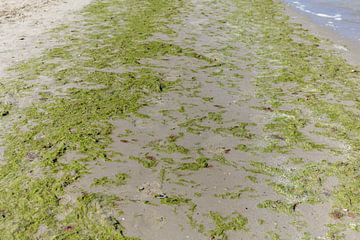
<box><xmin>0</xmin><ymin>0</ymin><xmax>60</xmax><ymax>22</ymax></box>
<box><xmin>283</xmin><ymin>1</ymin><xmax>360</xmax><ymax>66</ymax></box>
<box><xmin>0</xmin><ymin>0</ymin><xmax>92</xmax><ymax>76</ymax></box>
<box><xmin>1</xmin><ymin>0</ymin><xmax>360</xmax><ymax>239</ymax></box>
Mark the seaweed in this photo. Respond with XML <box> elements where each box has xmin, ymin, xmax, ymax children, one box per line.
<box><xmin>179</xmin><ymin>156</ymin><xmax>209</xmax><ymax>171</ymax></box>
<box><xmin>214</xmin><ymin>123</ymin><xmax>255</xmax><ymax>139</ymax></box>
<box><xmin>209</xmin><ymin>211</ymin><xmax>248</xmax><ymax>240</ymax></box>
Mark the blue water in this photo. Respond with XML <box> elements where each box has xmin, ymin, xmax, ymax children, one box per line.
<box><xmin>283</xmin><ymin>0</ymin><xmax>360</xmax><ymax>42</ymax></box>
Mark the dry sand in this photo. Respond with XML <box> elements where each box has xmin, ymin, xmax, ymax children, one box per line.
<box><xmin>0</xmin><ymin>0</ymin><xmax>92</xmax><ymax>76</ymax></box>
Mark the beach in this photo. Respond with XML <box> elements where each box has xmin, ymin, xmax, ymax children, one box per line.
<box><xmin>283</xmin><ymin>0</ymin><xmax>360</xmax><ymax>42</ymax></box>
<box><xmin>0</xmin><ymin>0</ymin><xmax>360</xmax><ymax>239</ymax></box>
<box><xmin>283</xmin><ymin>0</ymin><xmax>360</xmax><ymax>65</ymax></box>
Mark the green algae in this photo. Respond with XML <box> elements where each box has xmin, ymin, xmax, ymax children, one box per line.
<box><xmin>115</xmin><ymin>173</ymin><xmax>129</xmax><ymax>185</ymax></box>
<box><xmin>130</xmin><ymin>155</ymin><xmax>158</xmax><ymax>169</ymax></box>
<box><xmin>93</xmin><ymin>176</ymin><xmax>113</xmax><ymax>186</ymax></box>
<box><xmin>0</xmin><ymin>0</ymin><xmax>194</xmax><ymax>238</ymax></box>
<box><xmin>215</xmin><ymin>187</ymin><xmax>254</xmax><ymax>199</ymax></box>
<box><xmin>235</xmin><ymin>144</ymin><xmax>250</xmax><ymax>152</ymax></box>
<box><xmin>212</xmin><ymin>154</ymin><xmax>234</xmax><ymax>167</ymax></box>
<box><xmin>202</xmin><ymin>97</ymin><xmax>214</xmax><ymax>102</ymax></box>
<box><xmin>257</xmin><ymin>200</ymin><xmax>295</xmax><ymax>215</ymax></box>
<box><xmin>160</xmin><ymin>195</ymin><xmax>191</xmax><ymax>205</ymax></box>
<box><xmin>246</xmin><ymin>175</ymin><xmax>258</xmax><ymax>183</ymax></box>
<box><xmin>247</xmin><ymin>162</ymin><xmax>284</xmax><ymax>176</ymax></box>
<box><xmin>161</xmin><ymin>157</ymin><xmax>175</xmax><ymax>165</ymax></box>
<box><xmin>264</xmin><ymin>109</ymin><xmax>325</xmax><ymax>152</ymax></box>
<box><xmin>175</xmin><ymin>178</ymin><xmax>198</xmax><ymax>187</ymax></box>
<box><xmin>214</xmin><ymin>123</ymin><xmax>254</xmax><ymax>139</ymax></box>
<box><xmin>267</xmin><ymin>231</ymin><xmax>281</xmax><ymax>240</ymax></box>
<box><xmin>9</xmin><ymin>58</ymin><xmax>59</xmax><ymax>80</ymax></box>
<box><xmin>326</xmin><ymin>224</ymin><xmax>347</xmax><ymax>240</ymax></box>
<box><xmin>59</xmin><ymin>193</ymin><xmax>139</xmax><ymax>240</ymax></box>
<box><xmin>287</xmin><ymin>157</ymin><xmax>305</xmax><ymax>165</ymax></box>
<box><xmin>46</xmin><ymin>47</ymin><xmax>73</xmax><ymax>60</ymax></box>
<box><xmin>208</xmin><ymin>111</ymin><xmax>224</xmax><ymax>123</ymax></box>
<box><xmin>149</xmin><ymin>140</ymin><xmax>190</xmax><ymax>155</ymax></box>
<box><xmin>247</xmin><ymin>161</ymin><xmax>325</xmax><ymax>204</ymax></box>
<box><xmin>209</xmin><ymin>211</ymin><xmax>248</xmax><ymax>240</ymax></box>
<box><xmin>178</xmin><ymin>106</ymin><xmax>186</xmax><ymax>113</ymax></box>
<box><xmin>194</xmin><ymin>192</ymin><xmax>202</xmax><ymax>197</ymax></box>
<box><xmin>186</xmin><ymin>203</ymin><xmax>206</xmax><ymax>234</ymax></box>
<box><xmin>179</xmin><ymin>116</ymin><xmax>210</xmax><ymax>135</ymax></box>
<box><xmin>160</xmin><ymin>168</ymin><xmax>166</xmax><ymax>184</ymax></box>
<box><xmin>92</xmin><ymin>173</ymin><xmax>129</xmax><ymax>186</ymax></box>
<box><xmin>179</xmin><ymin>156</ymin><xmax>209</xmax><ymax>171</ymax></box>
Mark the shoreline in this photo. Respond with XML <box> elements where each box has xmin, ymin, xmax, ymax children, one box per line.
<box><xmin>282</xmin><ymin>1</ymin><xmax>360</xmax><ymax>66</ymax></box>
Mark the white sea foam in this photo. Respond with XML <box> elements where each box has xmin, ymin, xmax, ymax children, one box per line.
<box><xmin>316</xmin><ymin>13</ymin><xmax>342</xmax><ymax>21</ymax></box>
<box><xmin>292</xmin><ymin>1</ymin><xmax>342</xmax><ymax>21</ymax></box>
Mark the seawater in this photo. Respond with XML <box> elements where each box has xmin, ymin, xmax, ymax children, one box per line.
<box><xmin>283</xmin><ymin>0</ymin><xmax>360</xmax><ymax>42</ymax></box>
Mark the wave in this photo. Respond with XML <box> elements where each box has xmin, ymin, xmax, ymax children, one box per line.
<box><xmin>292</xmin><ymin>1</ymin><xmax>342</xmax><ymax>21</ymax></box>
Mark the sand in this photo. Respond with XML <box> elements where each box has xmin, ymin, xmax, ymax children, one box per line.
<box><xmin>0</xmin><ymin>0</ymin><xmax>360</xmax><ymax>239</ymax></box>
<box><xmin>0</xmin><ymin>0</ymin><xmax>92</xmax><ymax>76</ymax></box>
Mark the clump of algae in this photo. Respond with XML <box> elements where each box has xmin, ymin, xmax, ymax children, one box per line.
<box><xmin>209</xmin><ymin>211</ymin><xmax>248</xmax><ymax>240</ymax></box>
<box><xmin>214</xmin><ymin>123</ymin><xmax>255</xmax><ymax>139</ymax></box>
<box><xmin>179</xmin><ymin>156</ymin><xmax>209</xmax><ymax>171</ymax></box>
<box><xmin>179</xmin><ymin>116</ymin><xmax>211</xmax><ymax>134</ymax></box>
<box><xmin>92</xmin><ymin>173</ymin><xmax>129</xmax><ymax>186</ymax></box>
<box><xmin>215</xmin><ymin>187</ymin><xmax>254</xmax><ymax>199</ymax></box>
<box><xmin>247</xmin><ymin>161</ymin><xmax>326</xmax><ymax>205</ymax></box>
<box><xmin>160</xmin><ymin>195</ymin><xmax>191</xmax><ymax>205</ymax></box>
<box><xmin>130</xmin><ymin>155</ymin><xmax>158</xmax><ymax>169</ymax></box>
<box><xmin>257</xmin><ymin>200</ymin><xmax>295</xmax><ymax>215</ymax></box>
<box><xmin>264</xmin><ymin>109</ymin><xmax>325</xmax><ymax>152</ymax></box>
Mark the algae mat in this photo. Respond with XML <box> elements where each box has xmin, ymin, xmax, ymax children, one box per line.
<box><xmin>0</xmin><ymin>0</ymin><xmax>360</xmax><ymax>239</ymax></box>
